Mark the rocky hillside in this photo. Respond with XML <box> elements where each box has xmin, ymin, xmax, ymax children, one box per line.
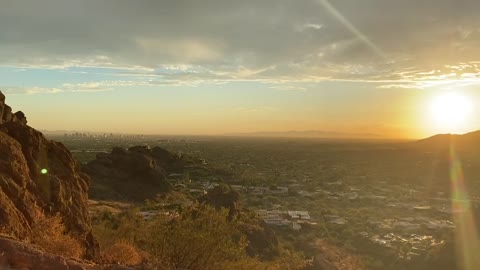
<box><xmin>0</xmin><ymin>92</ymin><xmax>97</xmax><ymax>259</ymax></box>
<box><xmin>84</xmin><ymin>146</ymin><xmax>196</xmax><ymax>201</ymax></box>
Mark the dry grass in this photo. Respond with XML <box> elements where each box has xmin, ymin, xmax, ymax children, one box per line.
<box><xmin>99</xmin><ymin>240</ymin><xmax>143</xmax><ymax>266</ymax></box>
<box><xmin>30</xmin><ymin>214</ymin><xmax>84</xmax><ymax>259</ymax></box>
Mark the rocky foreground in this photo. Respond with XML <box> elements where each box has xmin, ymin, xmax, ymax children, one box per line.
<box><xmin>0</xmin><ymin>92</ymin><xmax>100</xmax><ymax>269</ymax></box>
<box><xmin>0</xmin><ymin>236</ymin><xmax>137</xmax><ymax>270</ymax></box>
<box><xmin>0</xmin><ymin>122</ymin><xmax>97</xmax><ymax>257</ymax></box>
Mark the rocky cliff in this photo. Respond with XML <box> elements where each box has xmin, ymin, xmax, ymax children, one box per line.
<box><xmin>0</xmin><ymin>92</ymin><xmax>97</xmax><ymax>259</ymax></box>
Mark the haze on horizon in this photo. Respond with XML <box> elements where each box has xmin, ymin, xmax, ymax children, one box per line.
<box><xmin>1</xmin><ymin>0</ymin><xmax>480</xmax><ymax>139</ymax></box>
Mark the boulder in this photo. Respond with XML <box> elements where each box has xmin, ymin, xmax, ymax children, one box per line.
<box><xmin>13</xmin><ymin>111</ymin><xmax>27</xmax><ymax>125</ymax></box>
<box><xmin>0</xmin><ymin>91</ymin><xmax>27</xmax><ymax>126</ymax></box>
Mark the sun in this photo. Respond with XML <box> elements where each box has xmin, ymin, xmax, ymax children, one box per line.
<box><xmin>429</xmin><ymin>92</ymin><xmax>473</xmax><ymax>134</ymax></box>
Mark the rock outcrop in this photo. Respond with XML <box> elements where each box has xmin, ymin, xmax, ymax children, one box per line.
<box><xmin>0</xmin><ymin>92</ymin><xmax>97</xmax><ymax>259</ymax></box>
<box><xmin>84</xmin><ymin>146</ymin><xmax>186</xmax><ymax>201</ymax></box>
<box><xmin>0</xmin><ymin>236</ymin><xmax>134</xmax><ymax>270</ymax></box>
<box><xmin>0</xmin><ymin>91</ymin><xmax>27</xmax><ymax>125</ymax></box>
<box><xmin>12</xmin><ymin>111</ymin><xmax>27</xmax><ymax>126</ymax></box>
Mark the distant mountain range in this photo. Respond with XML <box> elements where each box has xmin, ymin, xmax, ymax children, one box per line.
<box><xmin>225</xmin><ymin>130</ymin><xmax>383</xmax><ymax>139</ymax></box>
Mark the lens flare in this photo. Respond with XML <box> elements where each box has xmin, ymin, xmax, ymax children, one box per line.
<box><xmin>41</xmin><ymin>168</ymin><xmax>48</xmax><ymax>174</ymax></box>
<box><xmin>318</xmin><ymin>0</ymin><xmax>388</xmax><ymax>61</ymax></box>
<box><xmin>449</xmin><ymin>143</ymin><xmax>480</xmax><ymax>269</ymax></box>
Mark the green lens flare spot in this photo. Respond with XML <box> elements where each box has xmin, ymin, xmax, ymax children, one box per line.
<box><xmin>41</xmin><ymin>169</ymin><xmax>48</xmax><ymax>175</ymax></box>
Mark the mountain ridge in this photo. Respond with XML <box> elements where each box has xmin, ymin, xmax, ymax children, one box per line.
<box><xmin>225</xmin><ymin>129</ymin><xmax>384</xmax><ymax>139</ymax></box>
<box><xmin>414</xmin><ymin>130</ymin><xmax>480</xmax><ymax>150</ymax></box>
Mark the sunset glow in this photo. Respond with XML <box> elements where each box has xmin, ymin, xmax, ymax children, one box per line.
<box><xmin>1</xmin><ymin>1</ymin><xmax>480</xmax><ymax>139</ymax></box>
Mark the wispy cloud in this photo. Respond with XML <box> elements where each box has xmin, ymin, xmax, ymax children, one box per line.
<box><xmin>295</xmin><ymin>23</ymin><xmax>324</xmax><ymax>32</ymax></box>
<box><xmin>62</xmin><ymin>81</ymin><xmax>145</xmax><ymax>92</ymax></box>
<box><xmin>2</xmin><ymin>87</ymin><xmax>64</xmax><ymax>95</ymax></box>
<box><xmin>376</xmin><ymin>63</ymin><xmax>480</xmax><ymax>89</ymax></box>
<box><xmin>2</xmin><ymin>81</ymin><xmax>129</xmax><ymax>95</ymax></box>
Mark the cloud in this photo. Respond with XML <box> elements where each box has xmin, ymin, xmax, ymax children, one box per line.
<box><xmin>1</xmin><ymin>81</ymin><xmax>134</xmax><ymax>95</ymax></box>
<box><xmin>2</xmin><ymin>87</ymin><xmax>64</xmax><ymax>95</ymax></box>
<box><xmin>295</xmin><ymin>23</ymin><xmax>324</xmax><ymax>32</ymax></box>
<box><xmin>376</xmin><ymin>63</ymin><xmax>480</xmax><ymax>89</ymax></box>
<box><xmin>1</xmin><ymin>0</ymin><xmax>480</xmax><ymax>84</ymax></box>
<box><xmin>62</xmin><ymin>81</ymin><xmax>145</xmax><ymax>92</ymax></box>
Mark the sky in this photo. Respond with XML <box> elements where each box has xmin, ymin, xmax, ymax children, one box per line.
<box><xmin>1</xmin><ymin>0</ymin><xmax>480</xmax><ymax>139</ymax></box>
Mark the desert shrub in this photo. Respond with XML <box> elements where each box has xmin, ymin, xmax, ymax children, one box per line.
<box><xmin>221</xmin><ymin>250</ymin><xmax>308</xmax><ymax>270</ymax></box>
<box><xmin>99</xmin><ymin>240</ymin><xmax>143</xmax><ymax>266</ymax></box>
<box><xmin>30</xmin><ymin>213</ymin><xmax>83</xmax><ymax>259</ymax></box>
<box><xmin>93</xmin><ymin>203</ymin><xmax>308</xmax><ymax>270</ymax></box>
<box><xmin>313</xmin><ymin>239</ymin><xmax>365</xmax><ymax>270</ymax></box>
<box><xmin>93</xmin><ymin>209</ymin><xmax>146</xmax><ymax>265</ymax></box>
<box><xmin>93</xmin><ymin>209</ymin><xmax>143</xmax><ymax>248</ymax></box>
<box><xmin>140</xmin><ymin>204</ymin><xmax>248</xmax><ymax>270</ymax></box>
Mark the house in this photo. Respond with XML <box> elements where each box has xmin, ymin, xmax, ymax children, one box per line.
<box><xmin>230</xmin><ymin>185</ymin><xmax>244</xmax><ymax>192</ymax></box>
<box><xmin>298</xmin><ymin>212</ymin><xmax>311</xmax><ymax>220</ymax></box>
<box><xmin>257</xmin><ymin>209</ymin><xmax>288</xmax><ymax>225</ymax></box>
<box><xmin>288</xmin><ymin>211</ymin><xmax>311</xmax><ymax>220</ymax></box>
<box><xmin>292</xmin><ymin>221</ymin><xmax>302</xmax><ymax>231</ymax></box>
<box><xmin>287</xmin><ymin>211</ymin><xmax>299</xmax><ymax>219</ymax></box>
